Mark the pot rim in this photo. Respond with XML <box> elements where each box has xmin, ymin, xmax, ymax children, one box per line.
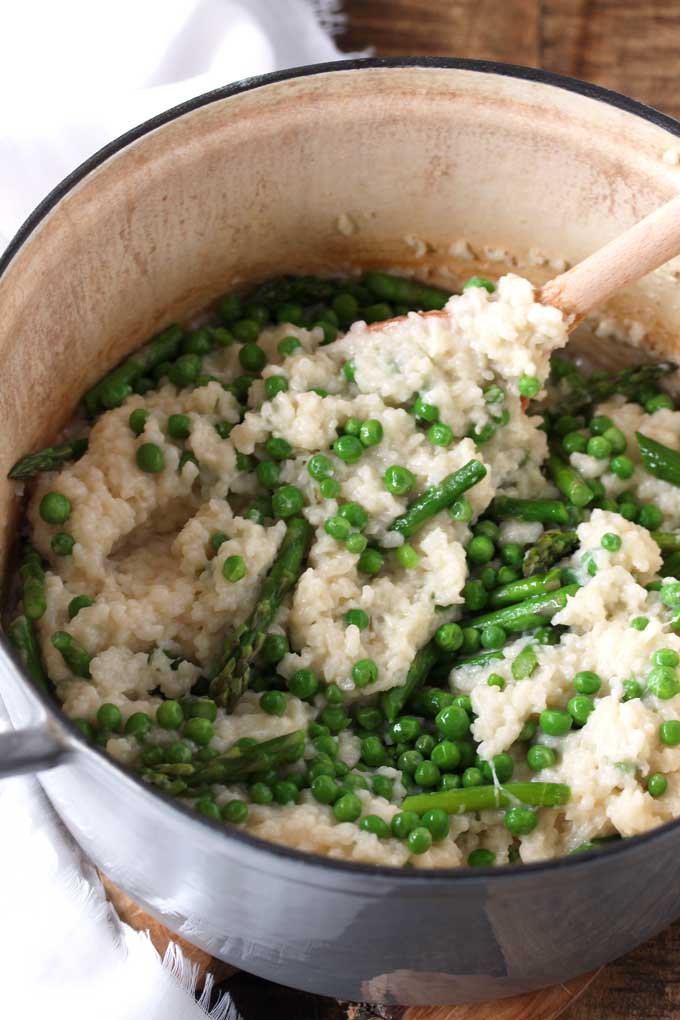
<box><xmin>4</xmin><ymin>56</ymin><xmax>680</xmax><ymax>883</ymax></box>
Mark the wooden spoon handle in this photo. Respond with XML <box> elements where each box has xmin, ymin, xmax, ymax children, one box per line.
<box><xmin>540</xmin><ymin>193</ymin><xmax>680</xmax><ymax>325</ymax></box>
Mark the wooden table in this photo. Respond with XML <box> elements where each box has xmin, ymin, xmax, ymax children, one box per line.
<box><xmin>341</xmin><ymin>3</ymin><xmax>680</xmax><ymax>1017</ymax></box>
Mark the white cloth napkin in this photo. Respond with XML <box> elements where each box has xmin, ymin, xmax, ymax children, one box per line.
<box><xmin>0</xmin><ymin>3</ymin><xmax>352</xmax><ymax>1017</ymax></box>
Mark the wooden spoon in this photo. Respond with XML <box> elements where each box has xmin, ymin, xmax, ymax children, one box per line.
<box><xmin>368</xmin><ymin>193</ymin><xmax>680</xmax><ymax>331</ymax></box>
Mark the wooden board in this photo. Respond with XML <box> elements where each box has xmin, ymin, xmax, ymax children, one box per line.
<box><xmin>104</xmin><ymin>4</ymin><xmax>680</xmax><ymax>1017</ymax></box>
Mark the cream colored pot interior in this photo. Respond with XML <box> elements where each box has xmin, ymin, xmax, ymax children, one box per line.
<box><xmin>2</xmin><ymin>65</ymin><xmax>680</xmax><ymax>579</ymax></box>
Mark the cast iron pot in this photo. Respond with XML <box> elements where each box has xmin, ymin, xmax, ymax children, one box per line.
<box><xmin>3</xmin><ymin>59</ymin><xmax>680</xmax><ymax>1006</ymax></box>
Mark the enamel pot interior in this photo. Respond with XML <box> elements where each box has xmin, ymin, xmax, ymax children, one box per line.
<box><xmin>4</xmin><ymin>60</ymin><xmax>680</xmax><ymax>1004</ymax></box>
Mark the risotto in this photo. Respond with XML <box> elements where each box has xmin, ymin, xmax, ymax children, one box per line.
<box><xmin>7</xmin><ymin>270</ymin><xmax>680</xmax><ymax>869</ymax></box>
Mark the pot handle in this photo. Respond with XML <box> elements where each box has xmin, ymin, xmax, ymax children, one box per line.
<box><xmin>0</xmin><ymin>723</ymin><xmax>71</xmax><ymax>779</ymax></box>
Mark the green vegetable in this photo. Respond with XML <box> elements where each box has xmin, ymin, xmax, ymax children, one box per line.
<box><xmin>9</xmin><ymin>436</ymin><xmax>88</xmax><ymax>481</ymax></box>
<box><xmin>512</xmin><ymin>644</ymin><xmax>539</xmax><ymax>680</ymax></box>
<box><xmin>467</xmin><ymin>584</ymin><xmax>578</xmax><ymax>636</ymax></box>
<box><xmin>7</xmin><ymin>615</ymin><xmax>49</xmax><ymax>691</ymax></box>
<box><xmin>18</xmin><ymin>546</ymin><xmax>47</xmax><ymax>621</ymax></box>
<box><xmin>490</xmin><ymin>496</ymin><xmax>569</xmax><ymax>526</ymax></box>
<box><xmin>547</xmin><ymin>454</ymin><xmax>594</xmax><ymax>508</ymax></box>
<box><xmin>522</xmin><ymin>531</ymin><xmax>579</xmax><ymax>577</ymax></box>
<box><xmin>51</xmin><ymin>533</ymin><xmax>75</xmax><ymax>556</ymax></box>
<box><xmin>51</xmin><ymin>631</ymin><xmax>92</xmax><ymax>678</ymax></box>
<box><xmin>647</xmin><ymin>773</ymin><xmax>668</xmax><ymax>797</ymax></box>
<box><xmin>360</xmin><ymin>815</ymin><xmax>391</xmax><ymax>838</ymax></box>
<box><xmin>407</xmin><ymin>827</ymin><xmax>433</xmax><ymax>854</ymax></box>
<box><xmin>272</xmin><ymin>485</ymin><xmax>304</xmax><ymax>519</ymax></box>
<box><xmin>467</xmin><ymin>535</ymin><xmax>495</xmax><ymax>564</ymax></box>
<box><xmin>539</xmin><ymin>709</ymin><xmax>572</xmax><ymax>737</ymax></box>
<box><xmin>39</xmin><ymin>492</ymin><xmax>71</xmax><ymax>525</ymax></box>
<box><xmin>573</xmin><ymin>670</ymin><xmax>601</xmax><ymax>695</ymax></box>
<box><xmin>222</xmin><ymin>555</ymin><xmax>247</xmax><ymax>583</ymax></box>
<box><xmin>384</xmin><ymin>465</ymin><xmax>416</xmax><ymax>496</ymax></box>
<box><xmin>333</xmin><ymin>435</ymin><xmax>363</xmax><ymax>464</ymax></box>
<box><xmin>210</xmin><ymin>517</ymin><xmax>312</xmax><ymax>710</ymax></box>
<box><xmin>85</xmin><ymin>324</ymin><xmax>184</xmax><ymax>414</ymax></box>
<box><xmin>136</xmin><ymin>443</ymin><xmax>165</xmax><ymax>473</ymax></box>
<box><xmin>68</xmin><ymin>594</ymin><xmax>95</xmax><ymax>620</ymax></box>
<box><xmin>222</xmin><ymin>799</ymin><xmax>249</xmax><ymax>823</ymax></box>
<box><xmin>402</xmin><ymin>782</ymin><xmax>570</xmax><ymax>815</ymax></box>
<box><xmin>389</xmin><ymin>460</ymin><xmax>487</xmax><ymax>539</ymax></box>
<box><xmin>463</xmin><ymin>276</ymin><xmax>495</xmax><ymax>293</ymax></box>
<box><xmin>381</xmin><ymin>643</ymin><xmax>438</xmax><ymax>723</ymax></box>
<box><xmin>637</xmin><ymin>431</ymin><xmax>680</xmax><ymax>487</ymax></box>
<box><xmin>333</xmin><ymin>792</ymin><xmax>362</xmax><ymax>822</ymax></box>
<box><xmin>363</xmin><ymin>272</ymin><xmax>450</xmax><ymax>310</ymax></box>
<box><xmin>504</xmin><ymin>806</ymin><xmax>538</xmax><ymax>835</ymax></box>
<box><xmin>490</xmin><ymin>568</ymin><xmax>562</xmax><ymax>608</ymax></box>
<box><xmin>527</xmin><ymin>745</ymin><xmax>556</xmax><ymax>771</ymax></box>
<box><xmin>352</xmin><ymin>658</ymin><xmax>379</xmax><ymax>688</ymax></box>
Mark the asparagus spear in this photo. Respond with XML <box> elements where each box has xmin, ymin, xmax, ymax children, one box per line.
<box><xmin>451</xmin><ymin>649</ymin><xmax>505</xmax><ymax>669</ymax></box>
<box><xmin>147</xmin><ymin>731</ymin><xmax>306</xmax><ymax>787</ymax></box>
<box><xmin>51</xmin><ymin>631</ymin><xmax>92</xmax><ymax>679</ymax></box>
<box><xmin>381</xmin><ymin>643</ymin><xmax>439</xmax><ymax>723</ymax></box>
<box><xmin>550</xmin><ymin>361</ymin><xmax>676</xmax><ymax>417</ymax></box>
<box><xmin>248</xmin><ymin>275</ymin><xmax>337</xmax><ymax>308</ymax></box>
<box><xmin>547</xmin><ymin>454</ymin><xmax>594</xmax><ymax>508</ymax></box>
<box><xmin>662</xmin><ymin>551</ymin><xmax>680</xmax><ymax>577</ymax></box>
<box><xmin>402</xmin><ymin>781</ymin><xmax>571</xmax><ymax>815</ymax></box>
<box><xmin>8</xmin><ymin>437</ymin><xmax>88</xmax><ymax>481</ymax></box>
<box><xmin>489</xmin><ymin>567</ymin><xmax>562</xmax><ymax>608</ymax></box>
<box><xmin>653</xmin><ymin>532</ymin><xmax>680</xmax><ymax>553</ymax></box>
<box><xmin>19</xmin><ymin>546</ymin><xmax>47</xmax><ymax>621</ymax></box>
<box><xmin>6</xmin><ymin>615</ymin><xmax>50</xmax><ymax>692</ymax></box>
<box><xmin>637</xmin><ymin>432</ymin><xmax>680</xmax><ymax>487</ymax></box>
<box><xmin>523</xmin><ymin>530</ymin><xmax>579</xmax><ymax>577</ymax></box>
<box><xmin>210</xmin><ymin>518</ymin><xmax>313</xmax><ymax>710</ymax></box>
<box><xmin>389</xmin><ymin>460</ymin><xmax>487</xmax><ymax>539</ymax></box>
<box><xmin>363</xmin><ymin>272</ymin><xmax>451</xmax><ymax>311</ymax></box>
<box><xmin>84</xmin><ymin>323</ymin><xmax>184</xmax><ymax>414</ymax></box>
<box><xmin>490</xmin><ymin>496</ymin><xmax>570</xmax><ymax>526</ymax></box>
<box><xmin>467</xmin><ymin>584</ymin><xmax>579</xmax><ymax>635</ymax></box>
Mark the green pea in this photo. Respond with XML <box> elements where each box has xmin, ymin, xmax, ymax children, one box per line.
<box><xmin>178</xmin><ymin>450</ymin><xmax>199</xmax><ymax>474</ymax></box>
<box><xmin>601</xmin><ymin>532</ymin><xmax>622</xmax><ymax>552</ymax></box>
<box><xmin>390</xmin><ymin>811</ymin><xmax>418</xmax><ymax>839</ymax></box>
<box><xmin>518</xmin><ymin>375</ymin><xmax>540</xmax><ymax>398</ymax></box>
<box><xmin>324</xmin><ymin>683</ymin><xmax>344</xmax><ymax>705</ymax></box>
<box><xmin>436</xmin><ymin>704</ymin><xmax>470</xmax><ymax>740</ymax></box>
<box><xmin>332</xmin><ymin>292</ymin><xmax>359</xmax><ymax>324</ymax></box>
<box><xmin>504</xmin><ymin>806</ymin><xmax>538</xmax><ymax>835</ymax></box>
<box><xmin>136</xmin><ymin>442</ymin><xmax>165</xmax><ymax>473</ymax></box>
<box><xmin>430</xmin><ymin>740</ymin><xmax>461</xmax><ymax>771</ymax></box>
<box><xmin>51</xmin><ymin>532</ymin><xmax>75</xmax><ymax>556</ymax></box>
<box><xmin>222</xmin><ymin>555</ymin><xmax>246</xmax><ymax>582</ymax></box>
<box><xmin>415</xmin><ymin>734</ymin><xmax>436</xmax><ymax>757</ymax></box>
<box><xmin>610</xmin><ymin>455</ymin><xmax>634</xmax><ymax>479</ymax></box>
<box><xmin>265</xmin><ymin>437</ymin><xmax>292</xmax><ymax>461</ymax></box>
<box><xmin>345</xmin><ymin>608</ymin><xmax>369</xmax><ymax>630</ymax></box>
<box><xmin>188</xmin><ymin>699</ymin><xmax>218</xmax><ymax>722</ymax></box>
<box><xmin>398</xmin><ymin>749</ymin><xmax>423</xmax><ymax>774</ymax></box>
<box><xmin>333</xmin><ymin>434</ymin><xmax>363</xmax><ymax>463</ymax></box>
<box><xmin>483</xmin><ymin>384</ymin><xmax>504</xmax><ymax>405</ymax></box>
<box><xmin>320</xmin><ymin>706</ymin><xmax>350</xmax><ymax>733</ymax></box>
<box><xmin>383</xmin><ymin>465</ymin><xmax>416</xmax><ymax>495</ymax></box>
<box><xmin>434</xmin><ymin>622</ymin><xmax>464</xmax><ymax>653</ymax></box>
<box><xmin>647</xmin><ymin>772</ymin><xmax>668</xmax><ymax>797</ymax></box>
<box><xmin>272</xmin><ymin>484</ymin><xmax>304</xmax><ymax>519</ymax></box>
<box><xmin>39</xmin><ymin>492</ymin><xmax>72</xmax><ymax>525</ymax></box>
<box><xmin>273</xmin><ymin>780</ymin><xmax>298</xmax><ymax>805</ymax></box>
<box><xmin>278</xmin><ymin>336</ymin><xmax>302</xmax><ymax>356</ymax></box>
<box><xmin>647</xmin><ymin>666</ymin><xmax>679</xmax><ymax>700</ymax></box>
<box><xmin>256</xmin><ymin>459</ymin><xmax>280</xmax><ymax>488</ymax></box>
<box><xmin>468</xmin><ymin>848</ymin><xmax>496</xmax><ymax>867</ymax></box>
<box><xmin>285</xmin><ymin>668</ymin><xmax>317</xmax><ymax>700</ymax></box>
<box><xmin>622</xmin><ymin>678</ymin><xmax>644</xmax><ymax>701</ymax></box>
<box><xmin>462</xmin><ymin>767</ymin><xmax>484</xmax><ymax>787</ymax></box>
<box><xmin>319</xmin><ymin>477</ymin><xmax>341</xmax><ymax>499</ymax></box>
<box><xmin>97</xmin><ymin>703</ymin><xmax>122</xmax><ymax>732</ymax></box>
<box><xmin>427</xmin><ymin>422</ymin><xmax>453</xmax><ymax>446</ymax></box>
<box><xmin>463</xmin><ymin>276</ymin><xmax>495</xmax><ymax>293</ymax></box>
<box><xmin>183</xmin><ymin>717</ymin><xmax>214</xmax><ymax>745</ymax></box>
<box><xmin>195</xmin><ymin>798</ymin><xmax>220</xmax><ymax>820</ymax></box>
<box><xmin>221</xmin><ymin>799</ymin><xmax>249</xmax><ymax>823</ymax></box>
<box><xmin>358</xmin><ymin>548</ymin><xmax>384</xmax><ymax>575</ymax></box>
<box><xmin>653</xmin><ymin>648</ymin><xmax>680</xmax><ymax>667</ymax></box>
<box><xmin>527</xmin><ymin>744</ymin><xmax>556</xmax><ymax>771</ymax></box>
<box><xmin>602</xmin><ymin>426</ymin><xmax>627</xmax><ymax>454</ymax></box>
<box><xmin>566</xmin><ymin>695</ymin><xmax>595</xmax><ymax>726</ymax></box>
<box><xmin>214</xmin><ymin>421</ymin><xmax>233</xmax><ymax>440</ymax></box>
<box><xmin>358</xmin><ymin>815</ymin><xmax>390</xmax><ymax>838</ymax></box>
<box><xmin>389</xmin><ymin>716</ymin><xmax>420</xmax><ymax>744</ymax></box>
<box><xmin>338</xmin><ymin>502</ymin><xmax>368</xmax><ymax>530</ymax></box>
<box><xmin>421</xmin><ymin>807</ymin><xmax>450</xmax><ymax>841</ymax></box>
<box><xmin>121</xmin><ymin>712</ymin><xmax>151</xmax><ymax>740</ymax></box>
<box><xmin>168</xmin><ymin>353</ymin><xmax>202</xmax><ymax>388</ymax></box>
<box><xmin>638</xmin><ymin>505</ymin><xmax>664</xmax><ymax>530</ymax></box>
<box><xmin>481</xmin><ymin>624</ymin><xmax>506</xmax><ymax>649</ymax></box>
<box><xmin>167</xmin><ymin>741</ymin><xmax>193</xmax><ymax>764</ymax></box>
<box><xmin>480</xmin><ymin>565</ymin><xmax>498</xmax><ymax>590</ymax></box>
<box><xmin>237</xmin><ymin>341</ymin><xmax>267</xmax><ymax>375</ymax></box>
<box><xmin>519</xmin><ymin>718</ymin><xmax>537</xmax><ymax>742</ymax></box>
<box><xmin>630</xmin><ymin>616</ymin><xmax>650</xmax><ymax>632</ymax></box>
<box><xmin>264</xmin><ymin>375</ymin><xmax>288</xmax><ymax>399</ymax></box>
<box><xmin>129</xmin><ymin>408</ymin><xmax>150</xmax><ymax>435</ymax></box>
<box><xmin>195</xmin><ymin>746</ymin><xmax>219</xmax><ymax>762</ymax></box>
<box><xmin>308</xmin><ymin>454</ymin><xmax>333</xmax><ymax>480</ymax></box>
<box><xmin>467</xmin><ymin>535</ymin><xmax>495</xmax><ymax>564</ymax></box>
<box><xmin>407</xmin><ymin>826</ymin><xmax>433</xmax><ymax>855</ymax></box>
<box><xmin>356</xmin><ymin>706</ymin><xmax>382</xmax><ymax>731</ymax></box>
<box><xmin>562</xmin><ymin>431</ymin><xmax>587</xmax><ymax>455</ymax></box>
<box><xmin>73</xmin><ymin>719</ymin><xmax>95</xmax><ymax>741</ymax></box>
<box><xmin>352</xmin><ymin>658</ymin><xmax>379</xmax><ymax>688</ymax></box>
<box><xmin>463</xmin><ymin>581</ymin><xmax>488</xmax><ymax>612</ymax></box>
<box><xmin>249</xmin><ymin>782</ymin><xmax>274</xmax><ymax>804</ymax></box>
<box><xmin>539</xmin><ymin>709</ymin><xmax>573</xmax><ymax>736</ymax></box>
<box><xmin>414</xmin><ymin>760</ymin><xmax>440</xmax><ymax>787</ymax></box>
<box><xmin>156</xmin><ymin>700</ymin><xmax>184</xmax><ymax>730</ymax></box>
<box><xmin>573</xmin><ymin>670</ymin><xmax>601</xmax><ymax>695</ymax></box>
<box><xmin>487</xmin><ymin>673</ymin><xmax>505</xmax><ymax>690</ymax></box>
<box><xmin>646</xmin><ymin>394</ymin><xmax>675</xmax><ymax>412</ymax></box>
<box><xmin>333</xmin><ymin>792</ymin><xmax>362</xmax><ymax>822</ymax></box>
<box><xmin>259</xmin><ymin>690</ymin><xmax>287</xmax><ymax>716</ymax></box>
<box><xmin>479</xmin><ymin>752</ymin><xmax>514</xmax><ymax>783</ymax></box>
<box><xmin>167</xmin><ymin>414</ymin><xmax>191</xmax><ymax>440</ymax></box>
<box><xmin>309</xmin><ymin>774</ymin><xmax>337</xmax><ymax>804</ymax></box>
<box><xmin>586</xmin><ymin>436</ymin><xmax>611</xmax><ymax>459</ymax></box>
<box><xmin>396</xmin><ymin>543</ymin><xmax>420</xmax><ymax>569</ymax></box>
<box><xmin>341</xmin><ymin>772</ymin><xmax>369</xmax><ymax>792</ymax></box>
<box><xmin>359</xmin><ymin>419</ymin><xmax>383</xmax><ymax>447</ymax></box>
<box><xmin>325</xmin><ymin>515</ymin><xmax>351</xmax><ymax>541</ymax></box>
<box><xmin>360</xmin><ymin>736</ymin><xmax>387</xmax><ymax>767</ymax></box>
